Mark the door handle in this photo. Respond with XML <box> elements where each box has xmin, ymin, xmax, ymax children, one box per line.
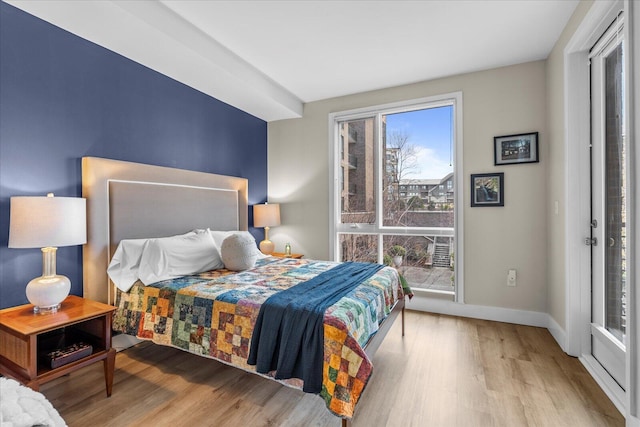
<box><xmin>609</xmin><ymin>237</ymin><xmax>615</xmax><ymax>247</ymax></box>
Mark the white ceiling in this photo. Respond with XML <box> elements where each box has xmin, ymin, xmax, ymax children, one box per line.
<box><xmin>7</xmin><ymin>0</ymin><xmax>579</xmax><ymax>122</ymax></box>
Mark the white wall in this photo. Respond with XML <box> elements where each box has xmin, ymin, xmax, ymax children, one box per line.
<box><xmin>268</xmin><ymin>0</ymin><xmax>638</xmax><ymax>419</ymax></box>
<box><xmin>268</xmin><ymin>61</ymin><xmax>548</xmax><ymax>313</ymax></box>
<box><xmin>545</xmin><ymin>0</ymin><xmax>593</xmax><ymax>335</ymax></box>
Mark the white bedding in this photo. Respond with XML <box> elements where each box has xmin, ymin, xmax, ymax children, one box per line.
<box><xmin>0</xmin><ymin>377</ymin><xmax>66</xmax><ymax>427</ymax></box>
<box><xmin>107</xmin><ymin>229</ymin><xmax>267</xmax><ymax>291</ymax></box>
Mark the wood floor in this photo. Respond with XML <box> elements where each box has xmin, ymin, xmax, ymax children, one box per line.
<box><xmin>41</xmin><ymin>310</ymin><xmax>624</xmax><ymax>426</ymax></box>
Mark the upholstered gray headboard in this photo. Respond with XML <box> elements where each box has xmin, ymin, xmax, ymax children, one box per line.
<box><xmin>82</xmin><ymin>157</ymin><xmax>248</xmax><ymax>304</ymax></box>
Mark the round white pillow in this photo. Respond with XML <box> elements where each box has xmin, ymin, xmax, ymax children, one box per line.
<box><xmin>221</xmin><ymin>233</ymin><xmax>258</xmax><ymax>271</ymax></box>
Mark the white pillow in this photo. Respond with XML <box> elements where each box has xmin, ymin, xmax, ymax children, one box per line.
<box><xmin>220</xmin><ymin>232</ymin><xmax>259</xmax><ymax>271</ymax></box>
<box><xmin>209</xmin><ymin>230</ymin><xmax>266</xmax><ymax>258</ymax></box>
<box><xmin>107</xmin><ymin>237</ymin><xmax>160</xmax><ymax>292</ymax></box>
<box><xmin>138</xmin><ymin>230</ymin><xmax>224</xmax><ymax>285</ymax></box>
<box><xmin>208</xmin><ymin>230</ymin><xmax>231</xmax><ymax>248</ymax></box>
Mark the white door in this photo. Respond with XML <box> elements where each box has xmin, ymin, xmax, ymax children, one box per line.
<box><xmin>590</xmin><ymin>15</ymin><xmax>627</xmax><ymax>389</ymax></box>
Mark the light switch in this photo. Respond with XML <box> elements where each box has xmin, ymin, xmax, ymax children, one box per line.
<box><xmin>507</xmin><ymin>269</ymin><xmax>517</xmax><ymax>287</ymax></box>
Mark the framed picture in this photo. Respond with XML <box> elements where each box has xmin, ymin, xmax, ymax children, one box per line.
<box><xmin>494</xmin><ymin>132</ymin><xmax>539</xmax><ymax>165</ymax></box>
<box><xmin>471</xmin><ymin>173</ymin><xmax>504</xmax><ymax>207</ymax></box>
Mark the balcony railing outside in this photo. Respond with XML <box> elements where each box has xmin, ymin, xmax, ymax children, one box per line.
<box><xmin>339</xmin><ymin>232</ymin><xmax>455</xmax><ymax>294</ymax></box>
<box><xmin>348</xmin><ymin>154</ymin><xmax>357</xmax><ymax>169</ymax></box>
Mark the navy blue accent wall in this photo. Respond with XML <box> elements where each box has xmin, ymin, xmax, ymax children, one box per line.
<box><xmin>0</xmin><ymin>3</ymin><xmax>268</xmax><ymax>309</ymax></box>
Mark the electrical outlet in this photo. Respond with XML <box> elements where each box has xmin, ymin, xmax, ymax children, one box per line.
<box><xmin>507</xmin><ymin>269</ymin><xmax>517</xmax><ymax>287</ymax></box>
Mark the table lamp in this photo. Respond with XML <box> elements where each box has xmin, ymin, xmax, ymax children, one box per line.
<box><xmin>253</xmin><ymin>203</ymin><xmax>280</xmax><ymax>255</ymax></box>
<box><xmin>8</xmin><ymin>193</ymin><xmax>87</xmax><ymax>314</ymax></box>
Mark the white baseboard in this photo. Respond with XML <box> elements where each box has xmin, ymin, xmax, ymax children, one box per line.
<box><xmin>406</xmin><ymin>294</ymin><xmax>549</xmax><ymax>328</ymax></box>
<box><xmin>546</xmin><ymin>314</ymin><xmax>568</xmax><ymax>353</ymax></box>
<box><xmin>579</xmin><ymin>354</ymin><xmax>626</xmax><ymax>417</ymax></box>
<box><xmin>407</xmin><ymin>296</ymin><xmax>570</xmax><ymax>353</ymax></box>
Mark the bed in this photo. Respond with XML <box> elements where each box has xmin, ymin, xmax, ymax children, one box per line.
<box><xmin>0</xmin><ymin>377</ymin><xmax>66</xmax><ymax>427</ymax></box>
<box><xmin>81</xmin><ymin>157</ymin><xmax>406</xmax><ymax>424</ymax></box>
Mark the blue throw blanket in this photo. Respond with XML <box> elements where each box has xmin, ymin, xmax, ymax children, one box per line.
<box><xmin>247</xmin><ymin>261</ymin><xmax>384</xmax><ymax>393</ymax></box>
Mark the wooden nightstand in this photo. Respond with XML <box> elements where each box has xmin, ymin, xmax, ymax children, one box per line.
<box><xmin>271</xmin><ymin>252</ymin><xmax>304</xmax><ymax>259</ymax></box>
<box><xmin>0</xmin><ymin>295</ymin><xmax>116</xmax><ymax>396</ymax></box>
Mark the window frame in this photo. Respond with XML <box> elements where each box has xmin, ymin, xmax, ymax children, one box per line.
<box><xmin>328</xmin><ymin>92</ymin><xmax>464</xmax><ymax>301</ymax></box>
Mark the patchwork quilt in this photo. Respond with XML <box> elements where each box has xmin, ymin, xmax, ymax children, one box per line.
<box><xmin>113</xmin><ymin>257</ymin><xmax>403</xmax><ymax>419</ymax></box>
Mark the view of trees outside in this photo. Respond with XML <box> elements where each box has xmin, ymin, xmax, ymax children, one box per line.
<box><xmin>338</xmin><ymin>106</ymin><xmax>455</xmax><ymax>292</ymax></box>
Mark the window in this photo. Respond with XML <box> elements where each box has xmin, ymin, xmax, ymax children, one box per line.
<box><xmin>330</xmin><ymin>93</ymin><xmax>463</xmax><ymax>298</ymax></box>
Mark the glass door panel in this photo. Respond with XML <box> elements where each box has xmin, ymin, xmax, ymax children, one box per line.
<box><xmin>590</xmin><ymin>19</ymin><xmax>626</xmax><ymax>389</ymax></box>
<box><xmin>603</xmin><ymin>42</ymin><xmax>626</xmax><ymax>343</ymax></box>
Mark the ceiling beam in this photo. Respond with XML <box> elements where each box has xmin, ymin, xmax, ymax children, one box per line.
<box><xmin>6</xmin><ymin>0</ymin><xmax>303</xmax><ymax>122</ymax></box>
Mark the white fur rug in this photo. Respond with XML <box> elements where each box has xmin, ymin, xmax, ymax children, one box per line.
<box><xmin>0</xmin><ymin>377</ymin><xmax>66</xmax><ymax>427</ymax></box>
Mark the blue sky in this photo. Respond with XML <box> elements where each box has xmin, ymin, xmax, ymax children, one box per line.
<box><xmin>385</xmin><ymin>105</ymin><xmax>454</xmax><ymax>180</ymax></box>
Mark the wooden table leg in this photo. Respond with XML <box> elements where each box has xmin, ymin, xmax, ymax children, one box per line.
<box><xmin>25</xmin><ymin>379</ymin><xmax>40</xmax><ymax>392</ymax></box>
<box><xmin>103</xmin><ymin>348</ymin><xmax>116</xmax><ymax>397</ymax></box>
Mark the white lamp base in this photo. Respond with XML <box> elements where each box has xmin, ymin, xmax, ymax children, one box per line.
<box><xmin>26</xmin><ymin>274</ymin><xmax>70</xmax><ymax>314</ymax></box>
<box><xmin>259</xmin><ymin>239</ymin><xmax>275</xmax><ymax>255</ymax></box>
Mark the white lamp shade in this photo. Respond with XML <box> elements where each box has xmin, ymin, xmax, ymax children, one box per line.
<box><xmin>253</xmin><ymin>203</ymin><xmax>281</xmax><ymax>228</ymax></box>
<box><xmin>9</xmin><ymin>195</ymin><xmax>87</xmax><ymax>248</ymax></box>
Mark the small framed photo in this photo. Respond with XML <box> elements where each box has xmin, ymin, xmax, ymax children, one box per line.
<box><xmin>471</xmin><ymin>173</ymin><xmax>504</xmax><ymax>207</ymax></box>
<box><xmin>494</xmin><ymin>132</ymin><xmax>539</xmax><ymax>165</ymax></box>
